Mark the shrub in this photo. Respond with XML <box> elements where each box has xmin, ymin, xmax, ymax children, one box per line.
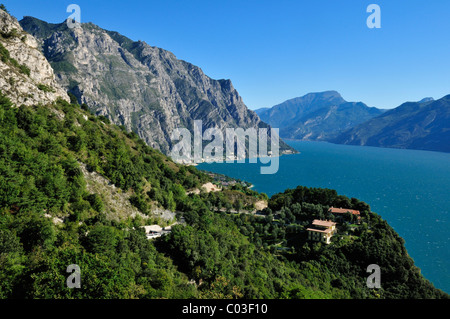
<box><xmin>19</xmin><ymin>64</ymin><xmax>30</xmax><ymax>76</ymax></box>
<box><xmin>37</xmin><ymin>84</ymin><xmax>55</xmax><ymax>93</ymax></box>
<box><xmin>0</xmin><ymin>4</ymin><xmax>8</xmax><ymax>13</ymax></box>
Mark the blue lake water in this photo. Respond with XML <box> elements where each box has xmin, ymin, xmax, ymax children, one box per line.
<box><xmin>197</xmin><ymin>140</ymin><xmax>450</xmax><ymax>294</ymax></box>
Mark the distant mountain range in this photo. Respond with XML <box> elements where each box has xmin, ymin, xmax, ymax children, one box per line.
<box><xmin>255</xmin><ymin>91</ymin><xmax>385</xmax><ymax>141</ymax></box>
<box><xmin>19</xmin><ymin>16</ymin><xmax>295</xmax><ymax>157</ymax></box>
<box><xmin>333</xmin><ymin>95</ymin><xmax>450</xmax><ymax>153</ymax></box>
<box><xmin>257</xmin><ymin>91</ymin><xmax>450</xmax><ymax>153</ymax></box>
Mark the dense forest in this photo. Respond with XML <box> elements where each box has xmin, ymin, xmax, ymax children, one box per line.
<box><xmin>0</xmin><ymin>91</ymin><xmax>448</xmax><ymax>299</ymax></box>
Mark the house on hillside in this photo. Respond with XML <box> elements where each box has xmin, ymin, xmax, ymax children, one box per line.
<box><xmin>328</xmin><ymin>206</ymin><xmax>361</xmax><ymax>224</ymax></box>
<box><xmin>141</xmin><ymin>225</ymin><xmax>163</xmax><ymax>239</ymax></box>
<box><xmin>307</xmin><ymin>219</ymin><xmax>337</xmax><ymax>244</ymax></box>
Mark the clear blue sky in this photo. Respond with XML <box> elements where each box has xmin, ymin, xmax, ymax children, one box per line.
<box><xmin>5</xmin><ymin>0</ymin><xmax>450</xmax><ymax>109</ymax></box>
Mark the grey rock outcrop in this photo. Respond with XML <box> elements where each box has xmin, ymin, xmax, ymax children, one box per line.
<box><xmin>0</xmin><ymin>10</ymin><xmax>69</xmax><ymax>105</ymax></box>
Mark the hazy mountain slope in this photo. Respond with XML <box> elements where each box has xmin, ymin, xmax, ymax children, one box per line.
<box><xmin>0</xmin><ymin>10</ymin><xmax>68</xmax><ymax>106</ymax></box>
<box><xmin>333</xmin><ymin>95</ymin><xmax>450</xmax><ymax>153</ymax></box>
<box><xmin>280</xmin><ymin>102</ymin><xmax>384</xmax><ymax>140</ymax></box>
<box><xmin>256</xmin><ymin>91</ymin><xmax>384</xmax><ymax>140</ymax></box>
<box><xmin>256</xmin><ymin>91</ymin><xmax>346</xmax><ymax>129</ymax></box>
<box><xmin>253</xmin><ymin>107</ymin><xmax>269</xmax><ymax>114</ymax></box>
<box><xmin>20</xmin><ymin>16</ymin><xmax>295</xmax><ymax>157</ymax></box>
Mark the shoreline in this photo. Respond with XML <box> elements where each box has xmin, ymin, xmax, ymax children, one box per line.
<box><xmin>177</xmin><ymin>149</ymin><xmax>300</xmax><ymax>166</ymax></box>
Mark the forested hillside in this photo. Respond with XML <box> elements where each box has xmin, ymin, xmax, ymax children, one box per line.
<box><xmin>0</xmin><ymin>92</ymin><xmax>447</xmax><ymax>299</ymax></box>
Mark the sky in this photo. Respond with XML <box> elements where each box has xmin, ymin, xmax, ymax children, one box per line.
<box><xmin>4</xmin><ymin>0</ymin><xmax>450</xmax><ymax>110</ymax></box>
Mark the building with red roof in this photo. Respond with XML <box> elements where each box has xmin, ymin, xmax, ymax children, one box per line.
<box><xmin>329</xmin><ymin>207</ymin><xmax>361</xmax><ymax>223</ymax></box>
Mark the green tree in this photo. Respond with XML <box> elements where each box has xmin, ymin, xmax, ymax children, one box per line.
<box><xmin>86</xmin><ymin>193</ymin><xmax>104</xmax><ymax>213</ymax></box>
<box><xmin>0</xmin><ymin>4</ymin><xmax>8</xmax><ymax>13</ymax></box>
<box><xmin>233</xmin><ymin>199</ymin><xmax>243</xmax><ymax>212</ymax></box>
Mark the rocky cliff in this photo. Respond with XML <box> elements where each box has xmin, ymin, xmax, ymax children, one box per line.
<box><xmin>20</xmin><ymin>16</ymin><xmax>294</xmax><ymax>157</ymax></box>
<box><xmin>0</xmin><ymin>10</ymin><xmax>68</xmax><ymax>106</ymax></box>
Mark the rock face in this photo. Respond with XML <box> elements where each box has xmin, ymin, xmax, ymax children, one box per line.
<box><xmin>255</xmin><ymin>91</ymin><xmax>385</xmax><ymax>141</ymax></box>
<box><xmin>333</xmin><ymin>95</ymin><xmax>450</xmax><ymax>153</ymax></box>
<box><xmin>0</xmin><ymin>10</ymin><xmax>68</xmax><ymax>106</ymax></box>
<box><xmin>20</xmin><ymin>17</ymin><xmax>295</xmax><ymax>156</ymax></box>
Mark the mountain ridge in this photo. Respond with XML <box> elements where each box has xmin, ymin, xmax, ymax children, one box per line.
<box><xmin>333</xmin><ymin>94</ymin><xmax>450</xmax><ymax>153</ymax></box>
<box><xmin>19</xmin><ymin>16</ymin><xmax>296</xmax><ymax>158</ymax></box>
<box><xmin>256</xmin><ymin>91</ymin><xmax>385</xmax><ymax>141</ymax></box>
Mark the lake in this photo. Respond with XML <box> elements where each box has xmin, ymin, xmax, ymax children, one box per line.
<box><xmin>197</xmin><ymin>140</ymin><xmax>450</xmax><ymax>294</ymax></box>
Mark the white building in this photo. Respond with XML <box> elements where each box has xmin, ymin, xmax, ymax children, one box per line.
<box><xmin>307</xmin><ymin>219</ymin><xmax>337</xmax><ymax>244</ymax></box>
